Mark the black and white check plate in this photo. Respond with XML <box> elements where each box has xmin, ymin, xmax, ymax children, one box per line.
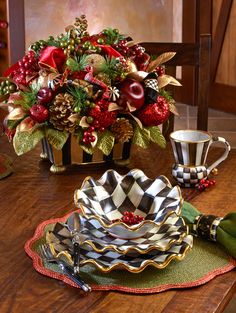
<box><xmin>46</xmin><ymin>222</ymin><xmax>193</xmax><ymax>273</ymax></box>
<box><xmin>47</xmin><ymin>213</ymin><xmax>188</xmax><ymax>254</ymax></box>
<box><xmin>74</xmin><ymin>169</ymin><xmax>183</xmax><ymax>238</ymax></box>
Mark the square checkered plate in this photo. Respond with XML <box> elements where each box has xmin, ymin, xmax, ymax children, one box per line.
<box><xmin>46</xmin><ymin>223</ymin><xmax>193</xmax><ymax>273</ymax></box>
<box><xmin>74</xmin><ymin>169</ymin><xmax>183</xmax><ymax>239</ymax></box>
<box><xmin>47</xmin><ymin>212</ymin><xmax>188</xmax><ymax>254</ymax></box>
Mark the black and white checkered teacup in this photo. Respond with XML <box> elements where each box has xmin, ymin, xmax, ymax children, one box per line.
<box><xmin>170</xmin><ymin>130</ymin><xmax>231</xmax><ymax>187</ymax></box>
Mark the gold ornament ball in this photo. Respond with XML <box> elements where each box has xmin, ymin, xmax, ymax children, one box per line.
<box><xmin>212</xmin><ymin>168</ymin><xmax>218</xmax><ymax>175</ymax></box>
<box><xmin>84</xmin><ymin>54</ymin><xmax>106</xmax><ymax>74</ymax></box>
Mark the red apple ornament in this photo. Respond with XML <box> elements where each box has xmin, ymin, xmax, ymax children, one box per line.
<box><xmin>37</xmin><ymin>87</ymin><xmax>54</xmax><ymax>105</ymax></box>
<box><xmin>118</xmin><ymin>79</ymin><xmax>145</xmax><ymax>110</ymax></box>
<box><xmin>137</xmin><ymin>95</ymin><xmax>170</xmax><ymax>126</ymax></box>
<box><xmin>29</xmin><ymin>104</ymin><xmax>49</xmax><ymax>123</ymax></box>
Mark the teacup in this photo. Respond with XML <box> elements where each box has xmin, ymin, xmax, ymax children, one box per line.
<box><xmin>170</xmin><ymin>130</ymin><xmax>231</xmax><ymax>187</ymax></box>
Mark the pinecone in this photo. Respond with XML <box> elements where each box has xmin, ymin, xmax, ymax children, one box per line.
<box><xmin>49</xmin><ymin>92</ymin><xmax>76</xmax><ymax>132</ymax></box>
<box><xmin>110</xmin><ymin>118</ymin><xmax>133</xmax><ymax>143</ymax></box>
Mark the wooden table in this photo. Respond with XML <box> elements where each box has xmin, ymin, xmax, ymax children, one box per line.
<box><xmin>0</xmin><ymin>138</ymin><xmax>235</xmax><ymax>313</ymax></box>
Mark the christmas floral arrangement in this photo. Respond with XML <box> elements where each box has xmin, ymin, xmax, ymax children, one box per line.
<box><xmin>0</xmin><ymin>16</ymin><xmax>180</xmax><ymax>156</ymax></box>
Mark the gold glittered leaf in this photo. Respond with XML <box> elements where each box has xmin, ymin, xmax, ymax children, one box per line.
<box><xmin>158</xmin><ymin>75</ymin><xmax>172</xmax><ymax>89</ymax></box>
<box><xmin>132</xmin><ymin>126</ymin><xmax>150</xmax><ymax>149</ymax></box>
<box><xmin>97</xmin><ymin>130</ymin><xmax>115</xmax><ymax>156</ymax></box>
<box><xmin>108</xmin><ymin>102</ymin><xmax>122</xmax><ymax>112</ymax></box>
<box><xmin>18</xmin><ymin>116</ymin><xmax>36</xmax><ymax>132</ymax></box>
<box><xmin>80</xmin><ymin>144</ymin><xmax>94</xmax><ymax>155</ymax></box>
<box><xmin>129</xmin><ymin>113</ymin><xmax>143</xmax><ymax>129</ymax></box>
<box><xmin>7</xmin><ymin>107</ymin><xmax>27</xmax><ymax>120</ymax></box>
<box><xmin>45</xmin><ymin>127</ymin><xmax>69</xmax><ymax>150</ymax></box>
<box><xmin>147</xmin><ymin>126</ymin><xmax>166</xmax><ymax>148</ymax></box>
<box><xmin>169</xmin><ymin>101</ymin><xmax>179</xmax><ymax>116</ymax></box>
<box><xmin>147</xmin><ymin>52</ymin><xmax>176</xmax><ymax>72</ymax></box>
<box><xmin>165</xmin><ymin>75</ymin><xmax>182</xmax><ymax>86</ymax></box>
<box><xmin>79</xmin><ymin>116</ymin><xmax>89</xmax><ymax>127</ymax></box>
<box><xmin>13</xmin><ymin>124</ymin><xmax>45</xmax><ymax>155</ymax></box>
<box><xmin>125</xmin><ymin>40</ymin><xmax>137</xmax><ymax>47</ymax></box>
<box><xmin>68</xmin><ymin>113</ymin><xmax>80</xmax><ymax>123</ymax></box>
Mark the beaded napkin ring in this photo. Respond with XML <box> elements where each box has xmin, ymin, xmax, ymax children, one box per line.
<box><xmin>192</xmin><ymin>214</ymin><xmax>223</xmax><ymax>241</ymax></box>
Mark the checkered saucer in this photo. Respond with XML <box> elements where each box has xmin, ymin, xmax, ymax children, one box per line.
<box><xmin>74</xmin><ymin>169</ymin><xmax>183</xmax><ymax>239</ymax></box>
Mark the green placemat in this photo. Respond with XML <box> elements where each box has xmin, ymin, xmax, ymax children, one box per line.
<box><xmin>26</xmin><ymin>219</ymin><xmax>236</xmax><ymax>293</ymax></box>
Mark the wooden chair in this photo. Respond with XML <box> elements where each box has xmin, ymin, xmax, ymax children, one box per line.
<box><xmin>140</xmin><ymin>34</ymin><xmax>211</xmax><ymax>138</ymax></box>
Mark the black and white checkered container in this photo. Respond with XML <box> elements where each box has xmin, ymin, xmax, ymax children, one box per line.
<box><xmin>41</xmin><ymin>135</ymin><xmax>131</xmax><ymax>173</ymax></box>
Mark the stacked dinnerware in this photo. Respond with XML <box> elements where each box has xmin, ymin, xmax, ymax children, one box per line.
<box><xmin>47</xmin><ymin>169</ymin><xmax>193</xmax><ymax>273</ymax></box>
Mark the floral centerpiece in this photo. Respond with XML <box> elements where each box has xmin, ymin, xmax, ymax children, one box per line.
<box><xmin>0</xmin><ymin>15</ymin><xmax>180</xmax><ymax>164</ymax></box>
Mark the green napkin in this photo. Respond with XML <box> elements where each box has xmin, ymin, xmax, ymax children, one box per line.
<box><xmin>182</xmin><ymin>201</ymin><xmax>236</xmax><ymax>259</ymax></box>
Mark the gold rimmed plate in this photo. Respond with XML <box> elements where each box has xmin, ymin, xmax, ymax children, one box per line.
<box><xmin>47</xmin><ymin>212</ymin><xmax>189</xmax><ymax>254</ymax></box>
<box><xmin>47</xmin><ymin>230</ymin><xmax>193</xmax><ymax>273</ymax></box>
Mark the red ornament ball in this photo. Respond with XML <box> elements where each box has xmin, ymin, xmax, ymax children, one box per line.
<box><xmin>37</xmin><ymin>87</ymin><xmax>54</xmax><ymax>105</ymax></box>
<box><xmin>137</xmin><ymin>95</ymin><xmax>170</xmax><ymax>126</ymax></box>
<box><xmin>118</xmin><ymin>78</ymin><xmax>145</xmax><ymax>110</ymax></box>
<box><xmin>29</xmin><ymin>104</ymin><xmax>49</xmax><ymax>123</ymax></box>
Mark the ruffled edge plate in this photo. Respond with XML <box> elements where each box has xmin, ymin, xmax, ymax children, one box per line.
<box><xmin>48</xmin><ymin>233</ymin><xmax>193</xmax><ymax>273</ymax></box>
<box><xmin>47</xmin><ymin>212</ymin><xmax>189</xmax><ymax>254</ymax></box>
<box><xmin>74</xmin><ymin>169</ymin><xmax>183</xmax><ymax>239</ymax></box>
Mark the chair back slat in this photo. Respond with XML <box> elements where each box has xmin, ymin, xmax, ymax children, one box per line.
<box><xmin>141</xmin><ymin>42</ymin><xmax>200</xmax><ymax>66</ymax></box>
<box><xmin>140</xmin><ymin>34</ymin><xmax>211</xmax><ymax>134</ymax></box>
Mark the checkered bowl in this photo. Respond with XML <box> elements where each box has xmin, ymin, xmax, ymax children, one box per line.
<box><xmin>74</xmin><ymin>169</ymin><xmax>183</xmax><ymax>239</ymax></box>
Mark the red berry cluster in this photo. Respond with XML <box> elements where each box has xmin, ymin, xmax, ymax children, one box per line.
<box><xmin>82</xmin><ymin>102</ymin><xmax>116</xmax><ymax>144</ymax></box>
<box><xmin>12</xmin><ymin>51</ymin><xmax>39</xmax><ymax>85</ymax></box>
<box><xmin>129</xmin><ymin>44</ymin><xmax>145</xmax><ymax>59</ymax></box>
<box><xmin>112</xmin><ymin>40</ymin><xmax>145</xmax><ymax>63</ymax></box>
<box><xmin>112</xmin><ymin>39</ymin><xmax>129</xmax><ymax>55</ymax></box>
<box><xmin>112</xmin><ymin>211</ymin><xmax>144</xmax><ymax>226</ymax></box>
<box><xmin>89</xmin><ymin>105</ymin><xmax>116</xmax><ymax>130</ymax></box>
<box><xmin>197</xmin><ymin>178</ymin><xmax>216</xmax><ymax>191</ymax></box>
<box><xmin>156</xmin><ymin>66</ymin><xmax>165</xmax><ymax>76</ymax></box>
<box><xmin>82</xmin><ymin>126</ymin><xmax>96</xmax><ymax>144</ymax></box>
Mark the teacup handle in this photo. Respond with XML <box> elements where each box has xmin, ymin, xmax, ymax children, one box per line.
<box><xmin>207</xmin><ymin>136</ymin><xmax>231</xmax><ymax>173</ymax></box>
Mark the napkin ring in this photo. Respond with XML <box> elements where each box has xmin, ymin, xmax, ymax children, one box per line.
<box><xmin>192</xmin><ymin>214</ymin><xmax>222</xmax><ymax>241</ymax></box>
